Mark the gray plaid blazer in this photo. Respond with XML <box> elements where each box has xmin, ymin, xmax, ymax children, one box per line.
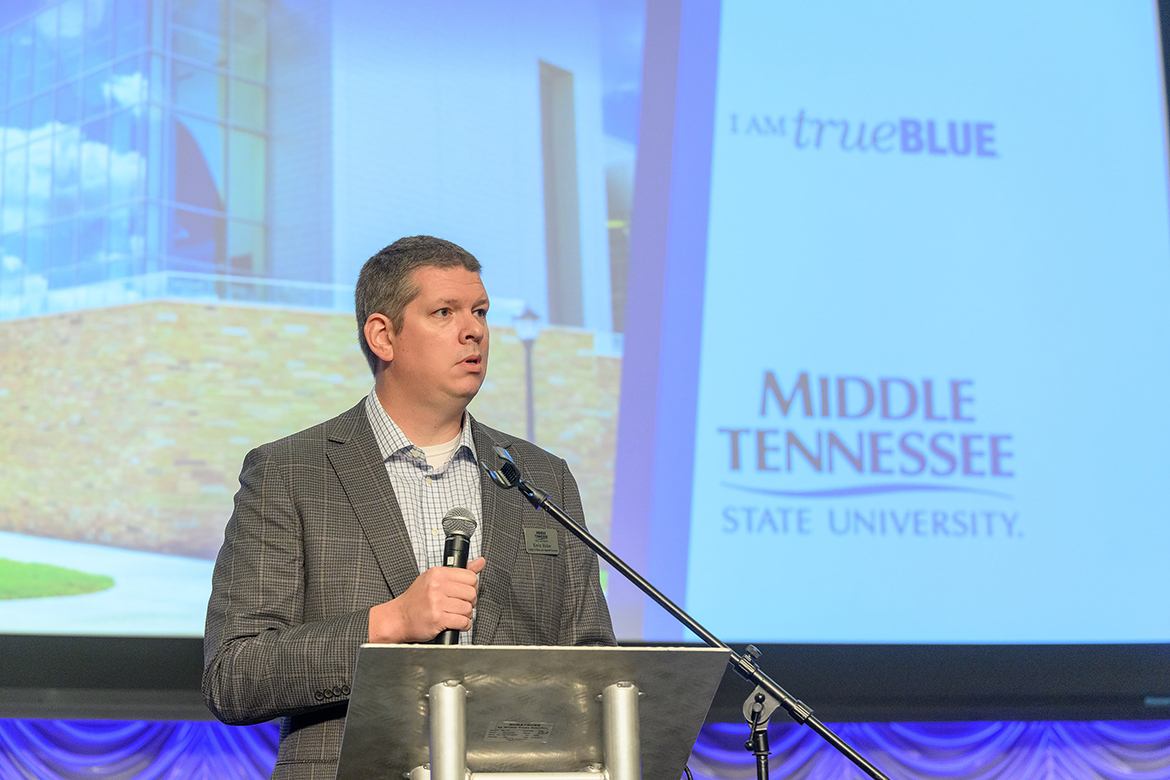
<box><xmin>202</xmin><ymin>400</ymin><xmax>616</xmax><ymax>780</ymax></box>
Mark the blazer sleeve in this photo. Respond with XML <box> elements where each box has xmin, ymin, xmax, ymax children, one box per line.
<box><xmin>202</xmin><ymin>446</ymin><xmax>370</xmax><ymax>725</ymax></box>
<box><xmin>555</xmin><ymin>459</ymin><xmax>618</xmax><ymax>647</ymax></box>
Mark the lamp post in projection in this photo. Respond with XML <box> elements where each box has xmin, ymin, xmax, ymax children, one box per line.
<box><xmin>513</xmin><ymin>308</ymin><xmax>542</xmax><ymax>443</ymax></box>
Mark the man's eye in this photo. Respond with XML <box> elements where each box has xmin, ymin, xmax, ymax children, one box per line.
<box><xmin>475</xmin><ymin>308</ymin><xmax>488</xmax><ymax>318</ymax></box>
<box><xmin>436</xmin><ymin>308</ymin><xmax>450</xmax><ymax>316</ymax></box>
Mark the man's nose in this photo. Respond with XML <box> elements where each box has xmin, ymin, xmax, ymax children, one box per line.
<box><xmin>462</xmin><ymin>314</ymin><xmax>485</xmax><ymax>341</ymax></box>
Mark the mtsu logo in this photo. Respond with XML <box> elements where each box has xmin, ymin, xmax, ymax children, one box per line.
<box><xmin>716</xmin><ymin>371</ymin><xmax>1014</xmax><ymax>497</ymax></box>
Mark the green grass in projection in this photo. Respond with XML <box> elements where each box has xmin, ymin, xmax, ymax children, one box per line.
<box><xmin>0</xmin><ymin>558</ymin><xmax>115</xmax><ymax>599</ymax></box>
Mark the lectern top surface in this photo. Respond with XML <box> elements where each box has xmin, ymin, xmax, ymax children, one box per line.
<box><xmin>336</xmin><ymin>645</ymin><xmax>729</xmax><ymax>780</ymax></box>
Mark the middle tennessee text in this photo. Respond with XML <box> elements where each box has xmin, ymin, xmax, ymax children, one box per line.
<box><xmin>716</xmin><ymin>371</ymin><xmax>1014</xmax><ymax>478</ymax></box>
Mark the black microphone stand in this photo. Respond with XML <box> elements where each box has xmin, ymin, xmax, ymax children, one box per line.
<box><xmin>481</xmin><ymin>448</ymin><xmax>894</xmax><ymax>780</ymax></box>
<box><xmin>744</xmin><ymin>687</ymin><xmax>776</xmax><ymax>780</ymax></box>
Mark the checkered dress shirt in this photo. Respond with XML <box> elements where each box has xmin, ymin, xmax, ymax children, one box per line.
<box><xmin>364</xmin><ymin>390</ymin><xmax>483</xmax><ymax>644</ymax></box>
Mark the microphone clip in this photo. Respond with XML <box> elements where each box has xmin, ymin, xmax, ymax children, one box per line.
<box><xmin>479</xmin><ymin>446</ymin><xmax>548</xmax><ymax>510</ymax></box>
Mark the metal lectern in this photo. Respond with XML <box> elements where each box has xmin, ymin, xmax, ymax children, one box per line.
<box><xmin>335</xmin><ymin>645</ymin><xmax>730</xmax><ymax>780</ymax></box>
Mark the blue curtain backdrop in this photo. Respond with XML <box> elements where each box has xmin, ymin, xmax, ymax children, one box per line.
<box><xmin>1</xmin><ymin>719</ymin><xmax>1168</xmax><ymax>779</ymax></box>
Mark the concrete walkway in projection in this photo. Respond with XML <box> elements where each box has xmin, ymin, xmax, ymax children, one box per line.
<box><xmin>0</xmin><ymin>531</ymin><xmax>214</xmax><ymax>636</ymax></box>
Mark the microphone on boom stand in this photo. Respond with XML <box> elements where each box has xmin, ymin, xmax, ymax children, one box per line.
<box><xmin>478</xmin><ymin>446</ymin><xmax>895</xmax><ymax>780</ymax></box>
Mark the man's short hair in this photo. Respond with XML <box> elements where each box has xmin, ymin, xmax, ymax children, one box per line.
<box><xmin>355</xmin><ymin>235</ymin><xmax>482</xmax><ymax>374</ymax></box>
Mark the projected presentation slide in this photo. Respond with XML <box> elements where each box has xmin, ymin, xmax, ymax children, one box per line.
<box><xmin>681</xmin><ymin>1</ymin><xmax>1170</xmax><ymax>643</ymax></box>
<box><xmin>2</xmin><ymin>0</ymin><xmax>1168</xmax><ymax>647</ymax></box>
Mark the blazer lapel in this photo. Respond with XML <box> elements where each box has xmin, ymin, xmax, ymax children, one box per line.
<box><xmin>471</xmin><ymin>419</ymin><xmax>524</xmax><ymax>644</ymax></box>
<box><xmin>325</xmin><ymin>401</ymin><xmax>420</xmax><ymax>600</ymax></box>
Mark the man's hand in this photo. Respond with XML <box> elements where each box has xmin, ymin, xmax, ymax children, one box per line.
<box><xmin>368</xmin><ymin>557</ymin><xmax>486</xmax><ymax>643</ymax></box>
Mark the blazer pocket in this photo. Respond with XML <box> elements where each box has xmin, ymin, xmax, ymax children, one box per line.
<box><xmin>509</xmin><ymin>526</ymin><xmax>566</xmax><ymax>642</ymax></box>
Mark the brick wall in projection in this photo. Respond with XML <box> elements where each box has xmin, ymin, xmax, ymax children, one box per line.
<box><xmin>0</xmin><ymin>302</ymin><xmax>620</xmax><ymax>558</ymax></box>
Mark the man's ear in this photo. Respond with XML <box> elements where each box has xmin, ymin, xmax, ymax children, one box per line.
<box><xmin>363</xmin><ymin>313</ymin><xmax>394</xmax><ymax>365</ymax></box>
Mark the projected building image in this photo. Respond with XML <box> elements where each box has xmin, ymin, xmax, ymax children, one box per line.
<box><xmin>0</xmin><ymin>0</ymin><xmax>641</xmax><ymax>635</ymax></box>
<box><xmin>0</xmin><ymin>0</ymin><xmax>277</xmax><ymax>316</ymax></box>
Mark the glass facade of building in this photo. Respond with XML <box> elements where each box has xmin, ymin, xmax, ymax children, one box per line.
<box><xmin>0</xmin><ymin>0</ymin><xmax>300</xmax><ymax>319</ymax></box>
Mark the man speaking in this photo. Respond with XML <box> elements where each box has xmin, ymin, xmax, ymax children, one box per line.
<box><xmin>202</xmin><ymin>236</ymin><xmax>616</xmax><ymax>779</ymax></box>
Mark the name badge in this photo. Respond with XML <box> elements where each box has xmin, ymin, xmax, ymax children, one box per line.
<box><xmin>523</xmin><ymin>528</ymin><xmax>559</xmax><ymax>555</ymax></box>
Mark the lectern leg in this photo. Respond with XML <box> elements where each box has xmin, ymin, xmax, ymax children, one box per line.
<box><xmin>601</xmin><ymin>682</ymin><xmax>641</xmax><ymax>780</ymax></box>
<box><xmin>430</xmin><ymin>680</ymin><xmax>468</xmax><ymax>780</ymax></box>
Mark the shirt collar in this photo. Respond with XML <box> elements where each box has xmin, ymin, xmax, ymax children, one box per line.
<box><xmin>364</xmin><ymin>389</ymin><xmax>477</xmax><ymax>463</ymax></box>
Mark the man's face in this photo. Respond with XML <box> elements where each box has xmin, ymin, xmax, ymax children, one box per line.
<box><xmin>388</xmin><ymin>265</ymin><xmax>490</xmax><ymax>406</ymax></box>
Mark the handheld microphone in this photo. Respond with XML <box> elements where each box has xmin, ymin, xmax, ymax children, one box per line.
<box><xmin>436</xmin><ymin>507</ymin><xmax>477</xmax><ymax>645</ymax></box>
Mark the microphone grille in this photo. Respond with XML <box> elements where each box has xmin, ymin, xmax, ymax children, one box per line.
<box><xmin>442</xmin><ymin>507</ymin><xmax>478</xmax><ymax>537</ymax></box>
<box><xmin>499</xmin><ymin>460</ymin><xmax>521</xmax><ymax>486</ymax></box>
